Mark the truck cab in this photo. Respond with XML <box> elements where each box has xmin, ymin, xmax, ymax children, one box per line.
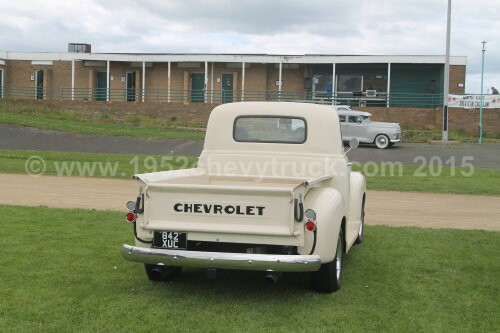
<box><xmin>122</xmin><ymin>102</ymin><xmax>366</xmax><ymax>293</ymax></box>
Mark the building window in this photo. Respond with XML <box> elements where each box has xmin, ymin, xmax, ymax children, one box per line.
<box><xmin>337</xmin><ymin>74</ymin><xmax>387</xmax><ymax>93</ymax></box>
<box><xmin>312</xmin><ymin>74</ymin><xmax>333</xmax><ymax>98</ymax></box>
<box><xmin>337</xmin><ymin>75</ymin><xmax>362</xmax><ymax>93</ymax></box>
<box><xmin>363</xmin><ymin>75</ymin><xmax>387</xmax><ymax>92</ymax></box>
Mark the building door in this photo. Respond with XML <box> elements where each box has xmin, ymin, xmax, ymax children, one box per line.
<box><xmin>126</xmin><ymin>72</ymin><xmax>136</xmax><ymax>102</ymax></box>
<box><xmin>221</xmin><ymin>73</ymin><xmax>233</xmax><ymax>103</ymax></box>
<box><xmin>190</xmin><ymin>73</ymin><xmax>204</xmax><ymax>103</ymax></box>
<box><xmin>96</xmin><ymin>72</ymin><xmax>107</xmax><ymax>101</ymax></box>
<box><xmin>35</xmin><ymin>70</ymin><xmax>44</xmax><ymax>100</ymax></box>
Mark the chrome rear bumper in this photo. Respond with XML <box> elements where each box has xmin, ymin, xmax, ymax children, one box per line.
<box><xmin>122</xmin><ymin>244</ymin><xmax>321</xmax><ymax>272</ymax></box>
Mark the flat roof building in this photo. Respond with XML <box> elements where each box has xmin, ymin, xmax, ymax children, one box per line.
<box><xmin>0</xmin><ymin>46</ymin><xmax>467</xmax><ymax>108</ymax></box>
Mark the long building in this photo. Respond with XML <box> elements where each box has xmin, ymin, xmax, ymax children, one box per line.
<box><xmin>0</xmin><ymin>43</ymin><xmax>467</xmax><ymax>108</ymax></box>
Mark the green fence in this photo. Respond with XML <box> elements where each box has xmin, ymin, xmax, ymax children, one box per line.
<box><xmin>1</xmin><ymin>86</ymin><xmax>445</xmax><ymax>108</ymax></box>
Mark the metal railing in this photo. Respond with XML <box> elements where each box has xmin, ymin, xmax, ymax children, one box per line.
<box><xmin>0</xmin><ymin>86</ymin><xmax>445</xmax><ymax>108</ymax></box>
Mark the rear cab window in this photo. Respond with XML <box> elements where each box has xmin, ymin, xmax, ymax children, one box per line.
<box><xmin>233</xmin><ymin>116</ymin><xmax>307</xmax><ymax>144</ymax></box>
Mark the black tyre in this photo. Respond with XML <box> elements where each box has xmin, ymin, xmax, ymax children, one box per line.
<box><xmin>144</xmin><ymin>264</ymin><xmax>182</xmax><ymax>282</ymax></box>
<box><xmin>355</xmin><ymin>196</ymin><xmax>365</xmax><ymax>245</ymax></box>
<box><xmin>311</xmin><ymin>227</ymin><xmax>344</xmax><ymax>293</ymax></box>
<box><xmin>374</xmin><ymin>134</ymin><xmax>390</xmax><ymax>149</ymax></box>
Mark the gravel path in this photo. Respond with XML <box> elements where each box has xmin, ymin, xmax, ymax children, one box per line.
<box><xmin>1</xmin><ymin>173</ymin><xmax>498</xmax><ymax>231</ymax></box>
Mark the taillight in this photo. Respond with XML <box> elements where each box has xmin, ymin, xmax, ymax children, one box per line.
<box><xmin>304</xmin><ymin>209</ymin><xmax>317</xmax><ymax>231</ymax></box>
<box><xmin>125</xmin><ymin>212</ymin><xmax>136</xmax><ymax>223</ymax></box>
<box><xmin>305</xmin><ymin>220</ymin><xmax>316</xmax><ymax>231</ymax></box>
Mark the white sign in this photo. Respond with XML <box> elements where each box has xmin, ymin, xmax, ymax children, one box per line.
<box><xmin>448</xmin><ymin>94</ymin><xmax>500</xmax><ymax>109</ymax></box>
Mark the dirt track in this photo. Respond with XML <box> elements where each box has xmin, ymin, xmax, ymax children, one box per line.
<box><xmin>0</xmin><ymin>173</ymin><xmax>498</xmax><ymax>231</ymax></box>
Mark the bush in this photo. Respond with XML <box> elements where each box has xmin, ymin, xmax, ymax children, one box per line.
<box><xmin>125</xmin><ymin>115</ymin><xmax>141</xmax><ymax>126</ymax></box>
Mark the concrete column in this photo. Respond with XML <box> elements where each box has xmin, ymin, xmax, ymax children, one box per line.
<box><xmin>278</xmin><ymin>62</ymin><xmax>283</xmax><ymax>102</ymax></box>
<box><xmin>0</xmin><ymin>67</ymin><xmax>3</xmax><ymax>99</ymax></box>
<box><xmin>332</xmin><ymin>63</ymin><xmax>336</xmax><ymax>104</ymax></box>
<box><xmin>241</xmin><ymin>62</ymin><xmax>246</xmax><ymax>101</ymax></box>
<box><xmin>167</xmin><ymin>61</ymin><xmax>171</xmax><ymax>103</ymax></box>
<box><xmin>204</xmin><ymin>61</ymin><xmax>208</xmax><ymax>103</ymax></box>
<box><xmin>106</xmin><ymin>60</ymin><xmax>110</xmax><ymax>102</ymax></box>
<box><xmin>278</xmin><ymin>62</ymin><xmax>283</xmax><ymax>92</ymax></box>
<box><xmin>142</xmin><ymin>61</ymin><xmax>146</xmax><ymax>102</ymax></box>
<box><xmin>210</xmin><ymin>62</ymin><xmax>214</xmax><ymax>103</ymax></box>
<box><xmin>387</xmin><ymin>62</ymin><xmax>391</xmax><ymax>107</ymax></box>
<box><xmin>71</xmin><ymin>59</ymin><xmax>75</xmax><ymax>101</ymax></box>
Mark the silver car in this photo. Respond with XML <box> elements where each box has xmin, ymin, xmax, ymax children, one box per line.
<box><xmin>334</xmin><ymin>107</ymin><xmax>401</xmax><ymax>149</ymax></box>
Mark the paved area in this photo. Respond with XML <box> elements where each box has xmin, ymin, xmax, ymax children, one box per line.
<box><xmin>348</xmin><ymin>142</ymin><xmax>500</xmax><ymax>169</ymax></box>
<box><xmin>0</xmin><ymin>125</ymin><xmax>204</xmax><ymax>156</ymax></box>
<box><xmin>1</xmin><ymin>124</ymin><xmax>498</xmax><ymax>168</ymax></box>
<box><xmin>1</xmin><ymin>174</ymin><xmax>498</xmax><ymax>231</ymax></box>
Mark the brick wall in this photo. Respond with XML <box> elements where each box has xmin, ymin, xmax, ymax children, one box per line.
<box><xmin>449</xmin><ymin>65</ymin><xmax>466</xmax><ymax>94</ymax></box>
<box><xmin>366</xmin><ymin>106</ymin><xmax>499</xmax><ymax>135</ymax></box>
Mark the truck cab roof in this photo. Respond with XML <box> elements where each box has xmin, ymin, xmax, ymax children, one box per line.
<box><xmin>203</xmin><ymin>102</ymin><xmax>344</xmax><ymax>156</ymax></box>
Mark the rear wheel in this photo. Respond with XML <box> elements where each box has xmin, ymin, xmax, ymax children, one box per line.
<box><xmin>311</xmin><ymin>227</ymin><xmax>344</xmax><ymax>293</ymax></box>
<box><xmin>144</xmin><ymin>264</ymin><xmax>182</xmax><ymax>282</ymax></box>
<box><xmin>375</xmin><ymin>134</ymin><xmax>390</xmax><ymax>149</ymax></box>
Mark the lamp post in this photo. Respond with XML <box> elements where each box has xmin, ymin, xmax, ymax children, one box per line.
<box><xmin>442</xmin><ymin>0</ymin><xmax>451</xmax><ymax>141</ymax></box>
<box><xmin>479</xmin><ymin>40</ymin><xmax>486</xmax><ymax>144</ymax></box>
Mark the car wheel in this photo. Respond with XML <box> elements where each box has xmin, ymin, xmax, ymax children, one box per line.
<box><xmin>375</xmin><ymin>134</ymin><xmax>390</xmax><ymax>149</ymax></box>
<box><xmin>144</xmin><ymin>264</ymin><xmax>182</xmax><ymax>282</ymax></box>
<box><xmin>355</xmin><ymin>196</ymin><xmax>365</xmax><ymax>245</ymax></box>
<box><xmin>311</xmin><ymin>227</ymin><xmax>344</xmax><ymax>293</ymax></box>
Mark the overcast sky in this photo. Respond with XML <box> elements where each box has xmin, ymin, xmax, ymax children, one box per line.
<box><xmin>0</xmin><ymin>0</ymin><xmax>498</xmax><ymax>93</ymax></box>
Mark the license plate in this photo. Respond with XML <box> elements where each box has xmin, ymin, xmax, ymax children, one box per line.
<box><xmin>153</xmin><ymin>231</ymin><xmax>187</xmax><ymax>250</ymax></box>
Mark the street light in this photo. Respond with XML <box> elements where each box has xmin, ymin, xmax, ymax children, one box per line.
<box><xmin>442</xmin><ymin>0</ymin><xmax>451</xmax><ymax>141</ymax></box>
<box><xmin>479</xmin><ymin>40</ymin><xmax>487</xmax><ymax>144</ymax></box>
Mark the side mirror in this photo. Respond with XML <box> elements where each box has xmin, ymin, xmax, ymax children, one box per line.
<box><xmin>349</xmin><ymin>138</ymin><xmax>359</xmax><ymax>149</ymax></box>
<box><xmin>346</xmin><ymin>138</ymin><xmax>359</xmax><ymax>153</ymax></box>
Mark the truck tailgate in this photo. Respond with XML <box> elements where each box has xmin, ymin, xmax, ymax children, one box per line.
<box><xmin>143</xmin><ymin>182</ymin><xmax>300</xmax><ymax>239</ymax></box>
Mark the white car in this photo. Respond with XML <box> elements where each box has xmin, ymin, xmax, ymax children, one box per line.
<box><xmin>334</xmin><ymin>106</ymin><xmax>401</xmax><ymax>149</ymax></box>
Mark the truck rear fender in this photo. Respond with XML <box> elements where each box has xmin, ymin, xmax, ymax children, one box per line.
<box><xmin>297</xmin><ymin>187</ymin><xmax>345</xmax><ymax>263</ymax></box>
<box><xmin>346</xmin><ymin>171</ymin><xmax>366</xmax><ymax>251</ymax></box>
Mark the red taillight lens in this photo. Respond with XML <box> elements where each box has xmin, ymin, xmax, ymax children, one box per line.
<box><xmin>305</xmin><ymin>221</ymin><xmax>316</xmax><ymax>231</ymax></box>
<box><xmin>125</xmin><ymin>212</ymin><xmax>136</xmax><ymax>223</ymax></box>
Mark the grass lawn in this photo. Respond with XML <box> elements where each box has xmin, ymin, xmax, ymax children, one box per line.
<box><xmin>351</xmin><ymin>164</ymin><xmax>500</xmax><ymax>196</ymax></box>
<box><xmin>1</xmin><ymin>149</ymin><xmax>499</xmax><ymax>196</ymax></box>
<box><xmin>0</xmin><ymin>103</ymin><xmax>205</xmax><ymax>140</ymax></box>
<box><xmin>0</xmin><ymin>150</ymin><xmax>198</xmax><ymax>179</ymax></box>
<box><xmin>0</xmin><ymin>205</ymin><xmax>498</xmax><ymax>332</ymax></box>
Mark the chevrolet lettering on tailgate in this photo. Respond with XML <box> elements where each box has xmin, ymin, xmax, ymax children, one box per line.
<box><xmin>122</xmin><ymin>102</ymin><xmax>366</xmax><ymax>293</ymax></box>
<box><xmin>173</xmin><ymin>203</ymin><xmax>266</xmax><ymax>216</ymax></box>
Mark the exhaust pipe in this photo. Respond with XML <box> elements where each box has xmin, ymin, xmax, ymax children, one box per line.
<box><xmin>264</xmin><ymin>272</ymin><xmax>283</xmax><ymax>284</ymax></box>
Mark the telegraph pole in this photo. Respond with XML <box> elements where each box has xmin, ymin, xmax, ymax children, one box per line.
<box><xmin>442</xmin><ymin>0</ymin><xmax>451</xmax><ymax>141</ymax></box>
<box><xmin>479</xmin><ymin>41</ymin><xmax>487</xmax><ymax>144</ymax></box>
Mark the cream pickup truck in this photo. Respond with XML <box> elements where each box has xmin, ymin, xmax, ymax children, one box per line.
<box><xmin>122</xmin><ymin>102</ymin><xmax>366</xmax><ymax>293</ymax></box>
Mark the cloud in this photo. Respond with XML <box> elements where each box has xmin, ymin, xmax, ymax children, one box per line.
<box><xmin>0</xmin><ymin>0</ymin><xmax>498</xmax><ymax>92</ymax></box>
